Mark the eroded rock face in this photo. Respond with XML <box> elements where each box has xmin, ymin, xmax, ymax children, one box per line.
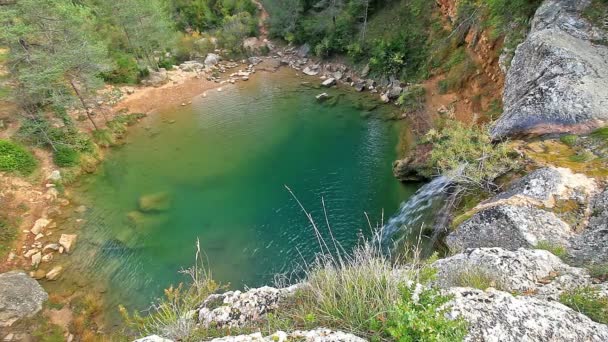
<box><xmin>433</xmin><ymin>248</ymin><xmax>590</xmax><ymax>299</ymax></box>
<box><xmin>492</xmin><ymin>0</ymin><xmax>608</xmax><ymax>139</ymax></box>
<box><xmin>446</xmin><ymin>205</ymin><xmax>573</xmax><ymax>251</ymax></box>
<box><xmin>447</xmin><ymin>287</ymin><xmax>608</xmax><ymax>342</ymax></box>
<box><xmin>197</xmin><ymin>285</ymin><xmax>300</xmax><ymax>328</ymax></box>
<box><xmin>0</xmin><ymin>271</ymin><xmax>48</xmax><ymax>327</ymax></box>
<box><xmin>570</xmin><ymin>188</ymin><xmax>608</xmax><ymax>265</ymax></box>
<box><xmin>446</xmin><ymin>167</ymin><xmax>599</xmax><ymax>252</ymax></box>
<box><xmin>392</xmin><ymin>144</ymin><xmax>432</xmax><ymax>182</ymax></box>
<box><xmin>208</xmin><ymin>329</ymin><xmax>367</xmax><ymax>342</ymax></box>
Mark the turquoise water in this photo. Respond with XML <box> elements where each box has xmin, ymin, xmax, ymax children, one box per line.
<box><xmin>62</xmin><ymin>70</ymin><xmax>418</xmax><ymax>311</ymax></box>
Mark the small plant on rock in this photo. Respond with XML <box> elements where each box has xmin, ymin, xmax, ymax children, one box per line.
<box><xmin>560</xmin><ymin>287</ymin><xmax>608</xmax><ymax>324</ymax></box>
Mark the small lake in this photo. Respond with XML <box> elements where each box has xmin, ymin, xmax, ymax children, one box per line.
<box><xmin>56</xmin><ymin>69</ymin><xmax>419</xmax><ymax>313</ymax></box>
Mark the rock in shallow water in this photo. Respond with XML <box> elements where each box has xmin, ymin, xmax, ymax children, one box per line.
<box><xmin>138</xmin><ymin>192</ymin><xmax>171</xmax><ymax>212</ymax></box>
<box><xmin>0</xmin><ymin>270</ymin><xmax>48</xmax><ymax>327</ymax></box>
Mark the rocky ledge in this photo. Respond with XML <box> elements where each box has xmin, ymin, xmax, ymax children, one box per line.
<box><xmin>492</xmin><ymin>0</ymin><xmax>608</xmax><ymax>138</ymax></box>
<box><xmin>446</xmin><ymin>166</ymin><xmax>606</xmax><ymax>265</ymax></box>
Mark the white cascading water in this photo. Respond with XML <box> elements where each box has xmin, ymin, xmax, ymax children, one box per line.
<box><xmin>380</xmin><ymin>176</ymin><xmax>452</xmax><ymax>248</ymax></box>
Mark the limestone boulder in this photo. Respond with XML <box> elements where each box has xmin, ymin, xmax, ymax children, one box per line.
<box><xmin>447</xmin><ymin>287</ymin><xmax>608</xmax><ymax>342</ymax></box>
<box><xmin>0</xmin><ymin>271</ymin><xmax>48</xmax><ymax>327</ymax></box>
<box><xmin>446</xmin><ymin>205</ymin><xmax>573</xmax><ymax>252</ymax></box>
<box><xmin>433</xmin><ymin>248</ymin><xmax>590</xmax><ymax>299</ymax></box>
<box><xmin>208</xmin><ymin>329</ymin><xmax>367</xmax><ymax>342</ymax></box>
<box><xmin>492</xmin><ymin>0</ymin><xmax>608</xmax><ymax>138</ymax></box>
<box><xmin>198</xmin><ymin>285</ymin><xmax>300</xmax><ymax>328</ymax></box>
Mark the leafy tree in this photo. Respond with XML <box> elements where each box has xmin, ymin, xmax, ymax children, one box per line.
<box><xmin>99</xmin><ymin>0</ymin><xmax>175</xmax><ymax>71</ymax></box>
<box><xmin>0</xmin><ymin>0</ymin><xmax>110</xmax><ymax>131</ymax></box>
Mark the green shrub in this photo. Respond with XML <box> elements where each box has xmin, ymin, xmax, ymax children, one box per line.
<box><xmin>53</xmin><ymin>146</ymin><xmax>80</xmax><ymax>167</ymax></box>
<box><xmin>536</xmin><ymin>241</ymin><xmax>568</xmax><ymax>259</ymax></box>
<box><xmin>560</xmin><ymin>287</ymin><xmax>608</xmax><ymax>324</ymax></box>
<box><xmin>380</xmin><ymin>285</ymin><xmax>468</xmax><ymax>342</ymax></box>
<box><xmin>397</xmin><ymin>86</ymin><xmax>426</xmax><ymax>113</ymax></box>
<box><xmin>0</xmin><ymin>139</ymin><xmax>37</xmax><ymax>175</ymax></box>
<box><xmin>424</xmin><ymin>120</ymin><xmax>519</xmax><ymax>192</ymax></box>
<box><xmin>102</xmin><ymin>52</ymin><xmax>140</xmax><ymax>84</ymax></box>
<box><xmin>559</xmin><ymin>134</ymin><xmax>578</xmax><ymax>147</ymax></box>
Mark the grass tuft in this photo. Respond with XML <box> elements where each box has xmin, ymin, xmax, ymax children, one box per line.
<box><xmin>454</xmin><ymin>268</ymin><xmax>503</xmax><ymax>290</ymax></box>
<box><xmin>560</xmin><ymin>287</ymin><xmax>608</xmax><ymax>324</ymax></box>
<box><xmin>536</xmin><ymin>241</ymin><xmax>568</xmax><ymax>259</ymax></box>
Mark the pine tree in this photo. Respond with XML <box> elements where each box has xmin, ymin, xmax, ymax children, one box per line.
<box><xmin>0</xmin><ymin>0</ymin><xmax>110</xmax><ymax>130</ymax></box>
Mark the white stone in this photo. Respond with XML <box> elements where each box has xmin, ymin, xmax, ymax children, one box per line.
<box><xmin>59</xmin><ymin>234</ymin><xmax>77</xmax><ymax>253</ymax></box>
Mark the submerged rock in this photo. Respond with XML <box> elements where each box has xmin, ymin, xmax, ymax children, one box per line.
<box><xmin>492</xmin><ymin>0</ymin><xmax>608</xmax><ymax>138</ymax></box>
<box><xmin>433</xmin><ymin>248</ymin><xmax>590</xmax><ymax>299</ymax></box>
<box><xmin>0</xmin><ymin>271</ymin><xmax>48</xmax><ymax>327</ymax></box>
<box><xmin>447</xmin><ymin>287</ymin><xmax>608</xmax><ymax>342</ymax></box>
<box><xmin>138</xmin><ymin>192</ymin><xmax>171</xmax><ymax>212</ymax></box>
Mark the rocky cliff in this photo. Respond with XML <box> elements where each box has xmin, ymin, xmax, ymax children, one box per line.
<box><xmin>492</xmin><ymin>0</ymin><xmax>608</xmax><ymax>138</ymax></box>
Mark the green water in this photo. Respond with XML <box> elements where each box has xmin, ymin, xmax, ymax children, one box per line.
<box><xmin>64</xmin><ymin>70</ymin><xmax>418</xmax><ymax>311</ymax></box>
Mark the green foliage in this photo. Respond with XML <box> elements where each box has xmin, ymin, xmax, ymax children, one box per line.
<box><xmin>1</xmin><ymin>0</ymin><xmax>109</xmax><ymax>114</ymax></box>
<box><xmin>170</xmin><ymin>0</ymin><xmax>258</xmax><ymax>32</ymax></box>
<box><xmin>583</xmin><ymin>0</ymin><xmax>608</xmax><ymax>28</ymax></box>
<box><xmin>560</xmin><ymin>287</ymin><xmax>608</xmax><ymax>324</ymax></box>
<box><xmin>397</xmin><ymin>86</ymin><xmax>426</xmax><ymax>113</ymax></box>
<box><xmin>17</xmin><ymin>117</ymin><xmax>94</xmax><ymax>154</ymax></box>
<box><xmin>559</xmin><ymin>134</ymin><xmax>579</xmax><ymax>147</ymax></box>
<box><xmin>215</xmin><ymin>12</ymin><xmax>258</xmax><ymax>55</ymax></box>
<box><xmin>379</xmin><ymin>286</ymin><xmax>468</xmax><ymax>342</ymax></box>
<box><xmin>0</xmin><ymin>139</ymin><xmax>37</xmax><ymax>175</ymax></box>
<box><xmin>591</xmin><ymin>127</ymin><xmax>608</xmax><ymax>141</ymax></box>
<box><xmin>485</xmin><ymin>99</ymin><xmax>503</xmax><ymax>121</ymax></box>
<box><xmin>424</xmin><ymin>120</ymin><xmax>519</xmax><ymax>192</ymax></box>
<box><xmin>536</xmin><ymin>241</ymin><xmax>568</xmax><ymax>259</ymax></box>
<box><xmin>102</xmin><ymin>52</ymin><xmax>141</xmax><ymax>84</ymax></box>
<box><xmin>53</xmin><ymin>146</ymin><xmax>80</xmax><ymax>167</ymax></box>
<box><xmin>98</xmin><ymin>0</ymin><xmax>175</xmax><ymax>71</ymax></box>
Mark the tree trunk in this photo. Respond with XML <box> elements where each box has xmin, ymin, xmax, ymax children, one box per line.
<box><xmin>69</xmin><ymin>79</ymin><xmax>98</xmax><ymax>131</ymax></box>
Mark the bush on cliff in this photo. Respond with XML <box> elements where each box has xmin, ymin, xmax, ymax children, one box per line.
<box><xmin>0</xmin><ymin>139</ymin><xmax>37</xmax><ymax>175</ymax></box>
<box><xmin>424</xmin><ymin>120</ymin><xmax>519</xmax><ymax>193</ymax></box>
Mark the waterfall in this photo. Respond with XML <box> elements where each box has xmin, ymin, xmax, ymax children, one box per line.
<box><xmin>381</xmin><ymin>176</ymin><xmax>452</xmax><ymax>248</ymax></box>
